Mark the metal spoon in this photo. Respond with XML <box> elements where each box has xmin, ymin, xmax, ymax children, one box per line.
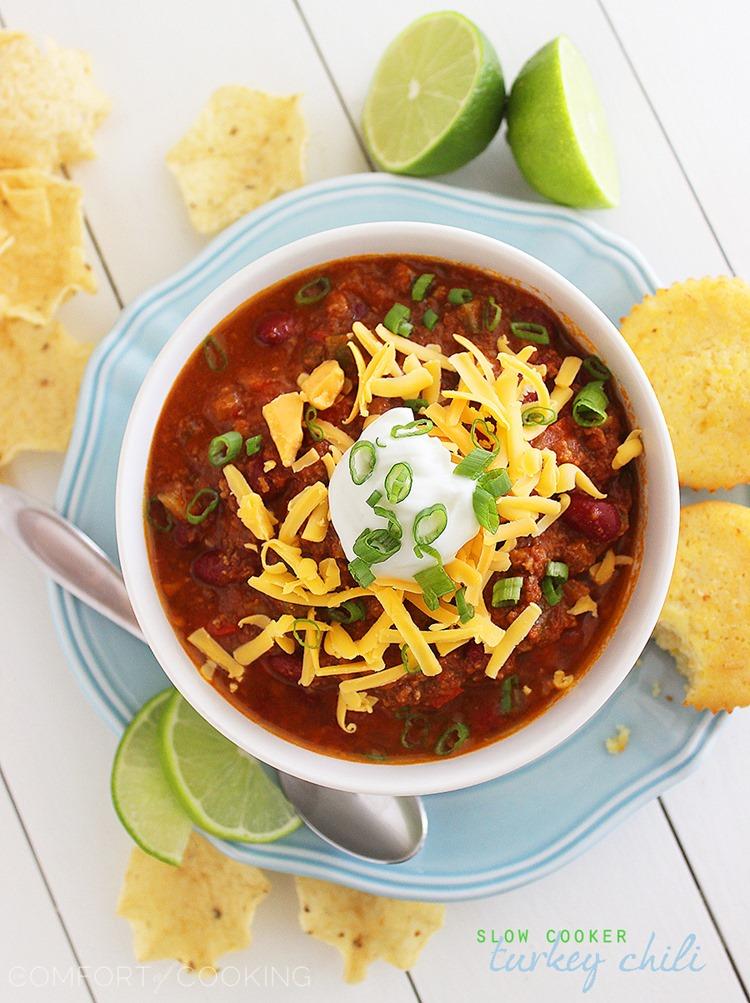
<box><xmin>0</xmin><ymin>484</ymin><xmax>427</xmax><ymax>864</ymax></box>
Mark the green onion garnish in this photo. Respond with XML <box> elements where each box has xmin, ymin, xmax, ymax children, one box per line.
<box><xmin>434</xmin><ymin>721</ymin><xmax>470</xmax><ymax>756</ymax></box>
<box><xmin>470</xmin><ymin>417</ymin><xmax>498</xmax><ymax>451</ymax></box>
<box><xmin>473</xmin><ymin>486</ymin><xmax>499</xmax><ymax>532</ymax></box>
<box><xmin>422</xmin><ymin>308</ymin><xmax>439</xmax><ymax>331</ymax></box>
<box><xmin>146</xmin><ymin>497</ymin><xmax>173</xmax><ymax>534</ymax></box>
<box><xmin>208</xmin><ymin>430</ymin><xmax>243</xmax><ymax>467</ymax></box>
<box><xmin>401</xmin><ymin>712</ymin><xmax>430</xmax><ymax>749</ymax></box>
<box><xmin>294</xmin><ymin>276</ymin><xmax>331</xmax><ymax>305</ymax></box>
<box><xmin>583</xmin><ymin>355</ymin><xmax>611</xmax><ymax>380</ymax></box>
<box><xmin>572</xmin><ymin>380</ymin><xmax>609</xmax><ymax>427</ymax></box>
<box><xmin>348</xmin><ymin>558</ymin><xmax>375</xmax><ymax>587</ymax></box>
<box><xmin>492</xmin><ymin>576</ymin><xmax>523</xmax><ymax>608</ymax></box>
<box><xmin>403</xmin><ymin>397</ymin><xmax>429</xmax><ymax>412</ymax></box>
<box><xmin>385</xmin><ymin>462</ymin><xmax>413</xmax><ymax>503</ymax></box>
<box><xmin>454</xmin><ymin>446</ymin><xmax>496</xmax><ymax>479</ymax></box>
<box><xmin>391</xmin><ymin>418</ymin><xmax>434</xmax><ymax>438</ymax></box>
<box><xmin>185</xmin><ymin>487</ymin><xmax>219</xmax><ymax>525</ymax></box>
<box><xmin>477</xmin><ymin>468</ymin><xmax>512</xmax><ymax>498</ymax></box>
<box><xmin>348</xmin><ymin>440</ymin><xmax>377</xmax><ymax>485</ymax></box>
<box><xmin>455</xmin><ymin>586</ymin><xmax>474</xmax><ymax>624</ymax></box>
<box><xmin>411</xmin><ymin>273</ymin><xmax>435</xmax><ymax>302</ymax></box>
<box><xmin>499</xmin><ymin>674</ymin><xmax>519</xmax><ymax>714</ymax></box>
<box><xmin>372</xmin><ymin>501</ymin><xmax>403</xmax><ymax>540</ymax></box>
<box><xmin>327</xmin><ymin>599</ymin><xmax>366</xmax><ymax>624</ymax></box>
<box><xmin>375</xmin><ymin>437</ymin><xmax>386</xmax><ymax>448</ymax></box>
<box><xmin>541</xmin><ymin>560</ymin><xmax>569</xmax><ymax>606</ymax></box>
<box><xmin>414</xmin><ymin>563</ymin><xmax>455</xmax><ymax>610</ymax></box>
<box><xmin>245</xmin><ymin>434</ymin><xmax>262</xmax><ymax>457</ymax></box>
<box><xmin>483</xmin><ymin>295</ymin><xmax>502</xmax><ymax>332</ymax></box>
<box><xmin>366</xmin><ymin>489</ymin><xmax>382</xmax><ymax>508</ymax></box>
<box><xmin>448</xmin><ymin>287</ymin><xmax>473</xmax><ymax>305</ymax></box>
<box><xmin>292</xmin><ymin>618</ymin><xmax>322</xmax><ymax>648</ymax></box>
<box><xmin>353</xmin><ymin>527</ymin><xmax>401</xmax><ymax>564</ymax></box>
<box><xmin>400</xmin><ymin>644</ymin><xmax>420</xmax><ymax>674</ymax></box>
<box><xmin>510</xmin><ymin>321</ymin><xmax>550</xmax><ymax>345</ymax></box>
<box><xmin>383</xmin><ymin>302</ymin><xmax>413</xmax><ymax>337</ymax></box>
<box><xmin>202</xmin><ymin>336</ymin><xmax>227</xmax><ymax>372</ymax></box>
<box><xmin>413</xmin><ymin>504</ymin><xmax>448</xmax><ymax>552</ymax></box>
<box><xmin>304</xmin><ymin>405</ymin><xmax>324</xmax><ymax>441</ymax></box>
<box><xmin>521</xmin><ymin>405</ymin><xmax>557</xmax><ymax>427</ymax></box>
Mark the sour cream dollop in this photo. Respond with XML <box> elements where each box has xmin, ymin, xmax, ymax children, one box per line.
<box><xmin>328</xmin><ymin>407</ymin><xmax>479</xmax><ymax>581</ymax></box>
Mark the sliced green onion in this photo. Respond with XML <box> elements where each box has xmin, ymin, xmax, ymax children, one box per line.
<box><xmin>349</xmin><ymin>440</ymin><xmax>377</xmax><ymax>485</ymax></box>
<box><xmin>375</xmin><ymin>437</ymin><xmax>386</xmax><ymax>448</ymax></box>
<box><xmin>434</xmin><ymin>721</ymin><xmax>470</xmax><ymax>756</ymax></box>
<box><xmin>477</xmin><ymin>468</ymin><xmax>512</xmax><ymax>498</ymax></box>
<box><xmin>572</xmin><ymin>380</ymin><xmax>609</xmax><ymax>427</ymax></box>
<box><xmin>366</xmin><ymin>489</ymin><xmax>382</xmax><ymax>508</ymax></box>
<box><xmin>455</xmin><ymin>586</ymin><xmax>474</xmax><ymax>624</ymax></box>
<box><xmin>414</xmin><ymin>563</ymin><xmax>455</xmax><ymax>610</ymax></box>
<box><xmin>411</xmin><ymin>273</ymin><xmax>434</xmax><ymax>302</ymax></box>
<box><xmin>202</xmin><ymin>336</ymin><xmax>227</xmax><ymax>372</ymax></box>
<box><xmin>293</xmin><ymin>618</ymin><xmax>322</xmax><ymax>648</ymax></box>
<box><xmin>541</xmin><ymin>560</ymin><xmax>569</xmax><ymax>606</ymax></box>
<box><xmin>304</xmin><ymin>405</ymin><xmax>324</xmax><ymax>441</ymax></box>
<box><xmin>391</xmin><ymin>418</ymin><xmax>434</xmax><ymax>438</ymax></box>
<box><xmin>401</xmin><ymin>712</ymin><xmax>430</xmax><ymax>749</ymax></box>
<box><xmin>483</xmin><ymin>295</ymin><xmax>502</xmax><ymax>332</ymax></box>
<box><xmin>385</xmin><ymin>462</ymin><xmax>413</xmax><ymax>503</ymax></box>
<box><xmin>448</xmin><ymin>287</ymin><xmax>473</xmax><ymax>305</ymax></box>
<box><xmin>422</xmin><ymin>308</ymin><xmax>439</xmax><ymax>331</ymax></box>
<box><xmin>400</xmin><ymin>644</ymin><xmax>420</xmax><ymax>674</ymax></box>
<box><xmin>413</xmin><ymin>504</ymin><xmax>448</xmax><ymax>552</ymax></box>
<box><xmin>348</xmin><ymin>558</ymin><xmax>375</xmax><ymax>587</ymax></box>
<box><xmin>473</xmin><ymin>486</ymin><xmax>499</xmax><ymax>532</ymax></box>
<box><xmin>383</xmin><ymin>302</ymin><xmax>413</xmax><ymax>337</ymax></box>
<box><xmin>146</xmin><ymin>497</ymin><xmax>173</xmax><ymax>533</ymax></box>
<box><xmin>245</xmin><ymin>434</ymin><xmax>262</xmax><ymax>457</ymax></box>
<box><xmin>521</xmin><ymin>405</ymin><xmax>557</xmax><ymax>427</ymax></box>
<box><xmin>327</xmin><ymin>599</ymin><xmax>366</xmax><ymax>624</ymax></box>
<box><xmin>294</xmin><ymin>275</ymin><xmax>331</xmax><ymax>305</ymax></box>
<box><xmin>499</xmin><ymin>674</ymin><xmax>519</xmax><ymax>714</ymax></box>
<box><xmin>186</xmin><ymin>487</ymin><xmax>219</xmax><ymax>525</ymax></box>
<box><xmin>583</xmin><ymin>355</ymin><xmax>611</xmax><ymax>380</ymax></box>
<box><xmin>403</xmin><ymin>397</ymin><xmax>429</xmax><ymax>412</ymax></box>
<box><xmin>510</xmin><ymin>321</ymin><xmax>550</xmax><ymax>345</ymax></box>
<box><xmin>471</xmin><ymin>417</ymin><xmax>498</xmax><ymax>451</ymax></box>
<box><xmin>492</xmin><ymin>576</ymin><xmax>523</xmax><ymax>607</ymax></box>
<box><xmin>353</xmin><ymin>527</ymin><xmax>401</xmax><ymax>564</ymax></box>
<box><xmin>208</xmin><ymin>430</ymin><xmax>243</xmax><ymax>467</ymax></box>
<box><xmin>454</xmin><ymin>446</ymin><xmax>496</xmax><ymax>479</ymax></box>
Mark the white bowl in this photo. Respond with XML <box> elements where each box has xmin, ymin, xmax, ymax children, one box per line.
<box><xmin>117</xmin><ymin>221</ymin><xmax>678</xmax><ymax>796</ymax></box>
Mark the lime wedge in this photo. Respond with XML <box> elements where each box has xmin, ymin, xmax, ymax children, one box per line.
<box><xmin>362</xmin><ymin>11</ymin><xmax>505</xmax><ymax>176</ymax></box>
<box><xmin>507</xmin><ymin>36</ymin><xmax>619</xmax><ymax>208</ymax></box>
<box><xmin>159</xmin><ymin>692</ymin><xmax>301</xmax><ymax>843</ymax></box>
<box><xmin>111</xmin><ymin>689</ymin><xmax>192</xmax><ymax>866</ymax></box>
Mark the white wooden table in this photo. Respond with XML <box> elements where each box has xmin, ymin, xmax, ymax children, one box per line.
<box><xmin>1</xmin><ymin>2</ymin><xmax>749</xmax><ymax>1000</ymax></box>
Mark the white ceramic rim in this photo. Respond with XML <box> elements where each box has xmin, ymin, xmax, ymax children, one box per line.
<box><xmin>116</xmin><ymin>221</ymin><xmax>679</xmax><ymax>796</ymax></box>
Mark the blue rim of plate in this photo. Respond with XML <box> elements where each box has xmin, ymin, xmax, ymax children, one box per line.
<box><xmin>49</xmin><ymin>174</ymin><xmax>724</xmax><ymax>900</ymax></box>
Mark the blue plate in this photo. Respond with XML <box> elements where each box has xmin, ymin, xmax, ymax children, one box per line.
<box><xmin>50</xmin><ymin>174</ymin><xmax>723</xmax><ymax>901</ymax></box>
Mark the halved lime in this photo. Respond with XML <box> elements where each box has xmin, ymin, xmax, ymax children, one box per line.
<box><xmin>159</xmin><ymin>692</ymin><xmax>300</xmax><ymax>843</ymax></box>
<box><xmin>111</xmin><ymin>689</ymin><xmax>192</xmax><ymax>866</ymax></box>
<box><xmin>506</xmin><ymin>36</ymin><xmax>620</xmax><ymax>208</ymax></box>
<box><xmin>362</xmin><ymin>11</ymin><xmax>505</xmax><ymax>176</ymax></box>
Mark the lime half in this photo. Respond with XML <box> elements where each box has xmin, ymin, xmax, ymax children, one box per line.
<box><xmin>159</xmin><ymin>692</ymin><xmax>300</xmax><ymax>843</ymax></box>
<box><xmin>111</xmin><ymin>689</ymin><xmax>192</xmax><ymax>866</ymax></box>
<box><xmin>507</xmin><ymin>36</ymin><xmax>619</xmax><ymax>208</ymax></box>
<box><xmin>362</xmin><ymin>11</ymin><xmax>505</xmax><ymax>176</ymax></box>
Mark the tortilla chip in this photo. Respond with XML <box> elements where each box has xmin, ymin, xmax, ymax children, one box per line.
<box><xmin>620</xmin><ymin>276</ymin><xmax>750</xmax><ymax>489</ymax></box>
<box><xmin>654</xmin><ymin>501</ymin><xmax>750</xmax><ymax>712</ymax></box>
<box><xmin>0</xmin><ymin>31</ymin><xmax>110</xmax><ymax>170</ymax></box>
<box><xmin>0</xmin><ymin>317</ymin><xmax>91</xmax><ymax>467</ymax></box>
<box><xmin>295</xmin><ymin>876</ymin><xmax>445</xmax><ymax>983</ymax></box>
<box><xmin>166</xmin><ymin>86</ymin><xmax>307</xmax><ymax>234</ymax></box>
<box><xmin>117</xmin><ymin>833</ymin><xmax>270</xmax><ymax>973</ymax></box>
<box><xmin>0</xmin><ymin>169</ymin><xmax>97</xmax><ymax>325</ymax></box>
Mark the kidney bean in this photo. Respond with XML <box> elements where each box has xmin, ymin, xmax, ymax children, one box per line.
<box><xmin>562</xmin><ymin>491</ymin><xmax>621</xmax><ymax>543</ymax></box>
<box><xmin>191</xmin><ymin>549</ymin><xmax>244</xmax><ymax>586</ymax></box>
<box><xmin>256</xmin><ymin>310</ymin><xmax>299</xmax><ymax>345</ymax></box>
<box><xmin>264</xmin><ymin>652</ymin><xmax>303</xmax><ymax>684</ymax></box>
<box><xmin>172</xmin><ymin>520</ymin><xmax>200</xmax><ymax>549</ymax></box>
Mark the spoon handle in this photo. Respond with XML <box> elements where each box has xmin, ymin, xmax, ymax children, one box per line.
<box><xmin>0</xmin><ymin>484</ymin><xmax>144</xmax><ymax>641</ymax></box>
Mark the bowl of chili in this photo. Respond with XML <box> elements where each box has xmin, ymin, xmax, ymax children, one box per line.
<box><xmin>116</xmin><ymin>222</ymin><xmax>678</xmax><ymax>796</ymax></box>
